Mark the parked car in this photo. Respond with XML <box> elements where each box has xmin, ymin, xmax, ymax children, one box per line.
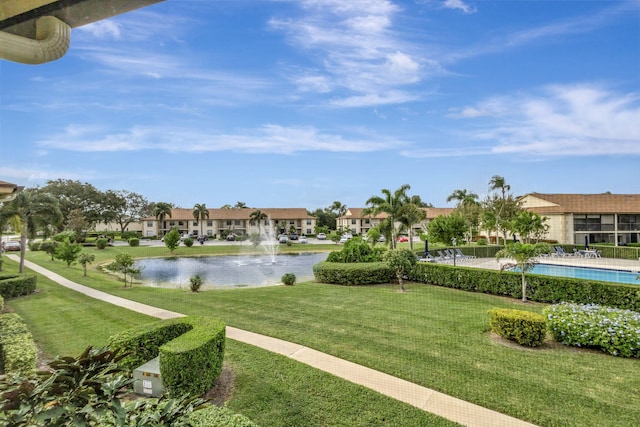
<box><xmin>226</xmin><ymin>234</ymin><xmax>236</xmax><ymax>241</ymax></box>
<box><xmin>278</xmin><ymin>235</ymin><xmax>289</xmax><ymax>244</ymax></box>
<box><xmin>298</xmin><ymin>236</ymin><xmax>308</xmax><ymax>244</ymax></box>
<box><xmin>316</xmin><ymin>233</ymin><xmax>326</xmax><ymax>240</ymax></box>
<box><xmin>2</xmin><ymin>241</ymin><xmax>21</xmax><ymax>251</ymax></box>
<box><xmin>397</xmin><ymin>236</ymin><xmax>409</xmax><ymax>242</ymax></box>
<box><xmin>339</xmin><ymin>235</ymin><xmax>350</xmax><ymax>244</ymax></box>
<box><xmin>378</xmin><ymin>235</ymin><xmax>386</xmax><ymax>242</ymax></box>
<box><xmin>289</xmin><ymin>233</ymin><xmax>299</xmax><ymax>240</ymax></box>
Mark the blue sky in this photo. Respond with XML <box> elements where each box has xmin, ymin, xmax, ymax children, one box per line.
<box><xmin>1</xmin><ymin>0</ymin><xmax>639</xmax><ymax>210</ymax></box>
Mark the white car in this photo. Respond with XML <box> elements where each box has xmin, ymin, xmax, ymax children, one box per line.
<box><xmin>298</xmin><ymin>236</ymin><xmax>308</xmax><ymax>244</ymax></box>
<box><xmin>316</xmin><ymin>233</ymin><xmax>326</xmax><ymax>240</ymax></box>
<box><xmin>339</xmin><ymin>235</ymin><xmax>350</xmax><ymax>244</ymax></box>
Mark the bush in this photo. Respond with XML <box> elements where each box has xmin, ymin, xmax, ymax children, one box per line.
<box><xmin>183</xmin><ymin>237</ymin><xmax>194</xmax><ymax>247</ymax></box>
<box><xmin>27</xmin><ymin>241</ymin><xmax>41</xmax><ymax>251</ymax></box>
<box><xmin>128</xmin><ymin>237</ymin><xmax>140</xmax><ymax>247</ymax></box>
<box><xmin>488</xmin><ymin>308</ymin><xmax>547</xmax><ymax>347</ymax></box>
<box><xmin>190</xmin><ymin>274</ymin><xmax>203</xmax><ymax>292</ymax></box>
<box><xmin>543</xmin><ymin>303</ymin><xmax>640</xmax><ymax>358</ymax></box>
<box><xmin>0</xmin><ymin>313</ymin><xmax>37</xmax><ymax>374</ymax></box>
<box><xmin>39</xmin><ymin>240</ymin><xmax>58</xmax><ymax>260</ymax></box>
<box><xmin>326</xmin><ymin>238</ymin><xmax>386</xmax><ymax>263</ymax></box>
<box><xmin>281</xmin><ymin>273</ymin><xmax>296</xmax><ymax>286</ymax></box>
<box><xmin>121</xmin><ymin>231</ymin><xmax>142</xmax><ymax>240</ymax></box>
<box><xmin>190</xmin><ymin>405</ymin><xmax>260</xmax><ymax>427</ymax></box>
<box><xmin>0</xmin><ymin>274</ymin><xmax>37</xmax><ymax>298</ymax></box>
<box><xmin>53</xmin><ymin>230</ymin><xmax>77</xmax><ymax>243</ymax></box>
<box><xmin>96</xmin><ymin>238</ymin><xmax>108</xmax><ymax>249</ymax></box>
<box><xmin>313</xmin><ymin>262</ymin><xmax>394</xmax><ymax>285</ymax></box>
<box><xmin>109</xmin><ymin>316</ymin><xmax>226</xmax><ymax>396</ymax></box>
<box><xmin>410</xmin><ymin>262</ymin><xmax>640</xmax><ymax>311</ymax></box>
<box><xmin>476</xmin><ymin>238</ymin><xmax>488</xmax><ymax>246</ymax></box>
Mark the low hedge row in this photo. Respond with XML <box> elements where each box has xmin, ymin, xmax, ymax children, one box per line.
<box><xmin>0</xmin><ymin>313</ymin><xmax>37</xmax><ymax>374</ymax></box>
<box><xmin>312</xmin><ymin>262</ymin><xmax>394</xmax><ymax>285</ymax></box>
<box><xmin>544</xmin><ymin>303</ymin><xmax>640</xmax><ymax>358</ymax></box>
<box><xmin>109</xmin><ymin>316</ymin><xmax>226</xmax><ymax>397</ymax></box>
<box><xmin>488</xmin><ymin>308</ymin><xmax>547</xmax><ymax>347</ymax></box>
<box><xmin>409</xmin><ymin>262</ymin><xmax>640</xmax><ymax>311</ymax></box>
<box><xmin>0</xmin><ymin>274</ymin><xmax>37</xmax><ymax>298</ymax></box>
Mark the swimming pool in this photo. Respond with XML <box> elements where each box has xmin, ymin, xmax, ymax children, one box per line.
<box><xmin>527</xmin><ymin>264</ymin><xmax>640</xmax><ymax>285</ymax></box>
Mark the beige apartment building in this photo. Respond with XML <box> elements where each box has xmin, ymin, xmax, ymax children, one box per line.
<box><xmin>337</xmin><ymin>207</ymin><xmax>455</xmax><ymax>237</ymax></box>
<box><xmin>141</xmin><ymin>208</ymin><xmax>316</xmax><ymax>238</ymax></box>
<box><xmin>521</xmin><ymin>193</ymin><xmax>640</xmax><ymax>246</ymax></box>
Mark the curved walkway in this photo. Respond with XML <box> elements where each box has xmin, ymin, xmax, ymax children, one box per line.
<box><xmin>11</xmin><ymin>255</ymin><xmax>537</xmax><ymax>427</ymax></box>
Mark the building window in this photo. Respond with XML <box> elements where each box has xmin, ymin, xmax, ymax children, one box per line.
<box><xmin>207</xmin><ymin>220</ymin><xmax>213</xmax><ymax>226</ymax></box>
<box><xmin>234</xmin><ymin>220</ymin><xmax>241</xmax><ymax>226</ymax></box>
<box><xmin>169</xmin><ymin>221</ymin><xmax>175</xmax><ymax>226</ymax></box>
<box><xmin>351</xmin><ymin>219</ymin><xmax>356</xmax><ymax>225</ymax></box>
<box><xmin>193</xmin><ymin>221</ymin><xmax>198</xmax><ymax>226</ymax></box>
<box><xmin>226</xmin><ymin>220</ymin><xmax>232</xmax><ymax>226</ymax></box>
<box><xmin>178</xmin><ymin>221</ymin><xmax>184</xmax><ymax>226</ymax></box>
<box><xmin>147</xmin><ymin>221</ymin><xmax>153</xmax><ymax>227</ymax></box>
<box><xmin>306</xmin><ymin>229</ymin><xmax>312</xmax><ymax>234</ymax></box>
<box><xmin>365</xmin><ymin>219</ymin><xmax>370</xmax><ymax>224</ymax></box>
<box><xmin>619</xmin><ymin>214</ymin><xmax>640</xmax><ymax>231</ymax></box>
<box><xmin>207</xmin><ymin>230</ymin><xmax>213</xmax><ymax>236</ymax></box>
<box><xmin>290</xmin><ymin>220</ymin><xmax>295</xmax><ymax>225</ymax></box>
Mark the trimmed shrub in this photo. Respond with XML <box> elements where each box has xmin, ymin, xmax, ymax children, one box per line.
<box><xmin>0</xmin><ymin>313</ymin><xmax>37</xmax><ymax>374</ymax></box>
<box><xmin>190</xmin><ymin>274</ymin><xmax>203</xmax><ymax>292</ymax></box>
<box><xmin>544</xmin><ymin>303</ymin><xmax>640</xmax><ymax>358</ymax></box>
<box><xmin>190</xmin><ymin>405</ymin><xmax>260</xmax><ymax>427</ymax></box>
<box><xmin>281</xmin><ymin>273</ymin><xmax>296</xmax><ymax>286</ymax></box>
<box><xmin>27</xmin><ymin>241</ymin><xmax>41</xmax><ymax>251</ymax></box>
<box><xmin>488</xmin><ymin>308</ymin><xmax>547</xmax><ymax>347</ymax></box>
<box><xmin>183</xmin><ymin>237</ymin><xmax>194</xmax><ymax>247</ymax></box>
<box><xmin>0</xmin><ymin>274</ymin><xmax>37</xmax><ymax>298</ymax></box>
<box><xmin>476</xmin><ymin>238</ymin><xmax>488</xmax><ymax>246</ymax></box>
<box><xmin>410</xmin><ymin>262</ymin><xmax>640</xmax><ymax>311</ymax></box>
<box><xmin>96</xmin><ymin>238</ymin><xmax>108</xmax><ymax>249</ymax></box>
<box><xmin>128</xmin><ymin>237</ymin><xmax>140</xmax><ymax>247</ymax></box>
<box><xmin>109</xmin><ymin>316</ymin><xmax>226</xmax><ymax>397</ymax></box>
<box><xmin>313</xmin><ymin>262</ymin><xmax>394</xmax><ymax>285</ymax></box>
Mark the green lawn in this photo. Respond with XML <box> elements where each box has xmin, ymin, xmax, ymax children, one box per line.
<box><xmin>4</xmin><ymin>247</ymin><xmax>640</xmax><ymax>426</ymax></box>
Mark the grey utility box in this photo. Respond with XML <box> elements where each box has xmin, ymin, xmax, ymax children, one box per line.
<box><xmin>133</xmin><ymin>356</ymin><xmax>163</xmax><ymax>397</ymax></box>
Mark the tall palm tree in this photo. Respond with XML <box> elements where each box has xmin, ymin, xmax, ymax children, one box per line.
<box><xmin>397</xmin><ymin>203</ymin><xmax>426</xmax><ymax>250</ymax></box>
<box><xmin>447</xmin><ymin>189</ymin><xmax>479</xmax><ymax>207</ymax></box>
<box><xmin>489</xmin><ymin>175</ymin><xmax>511</xmax><ymax>200</ymax></box>
<box><xmin>249</xmin><ymin>209</ymin><xmax>268</xmax><ymax>235</ymax></box>
<box><xmin>363</xmin><ymin>184</ymin><xmax>410</xmax><ymax>249</ymax></box>
<box><xmin>192</xmin><ymin>203</ymin><xmax>210</xmax><ymax>237</ymax></box>
<box><xmin>0</xmin><ymin>190</ymin><xmax>62</xmax><ymax>272</ymax></box>
<box><xmin>153</xmin><ymin>202</ymin><xmax>173</xmax><ymax>238</ymax></box>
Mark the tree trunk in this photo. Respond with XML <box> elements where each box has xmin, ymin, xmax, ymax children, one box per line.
<box><xmin>19</xmin><ymin>233</ymin><xmax>27</xmax><ymax>273</ymax></box>
<box><xmin>521</xmin><ymin>271</ymin><xmax>527</xmax><ymax>302</ymax></box>
<box><xmin>397</xmin><ymin>272</ymin><xmax>405</xmax><ymax>292</ymax></box>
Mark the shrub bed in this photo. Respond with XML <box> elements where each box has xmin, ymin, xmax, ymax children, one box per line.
<box><xmin>543</xmin><ymin>303</ymin><xmax>640</xmax><ymax>358</ymax></box>
<box><xmin>128</xmin><ymin>237</ymin><xmax>140</xmax><ymax>247</ymax></box>
<box><xmin>0</xmin><ymin>274</ymin><xmax>37</xmax><ymax>298</ymax></box>
<box><xmin>313</xmin><ymin>262</ymin><xmax>394</xmax><ymax>285</ymax></box>
<box><xmin>189</xmin><ymin>405</ymin><xmax>260</xmax><ymax>427</ymax></box>
<box><xmin>0</xmin><ymin>313</ymin><xmax>37</xmax><ymax>374</ymax></box>
<box><xmin>488</xmin><ymin>308</ymin><xmax>547</xmax><ymax>347</ymax></box>
<box><xmin>410</xmin><ymin>262</ymin><xmax>640</xmax><ymax>311</ymax></box>
<box><xmin>109</xmin><ymin>316</ymin><xmax>226</xmax><ymax>397</ymax></box>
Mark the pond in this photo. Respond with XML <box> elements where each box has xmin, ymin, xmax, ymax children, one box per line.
<box><xmin>135</xmin><ymin>252</ymin><xmax>328</xmax><ymax>289</ymax></box>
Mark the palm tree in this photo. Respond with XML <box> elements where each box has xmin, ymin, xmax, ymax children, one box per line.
<box><xmin>249</xmin><ymin>209</ymin><xmax>268</xmax><ymax>235</ymax></box>
<box><xmin>0</xmin><ymin>190</ymin><xmax>62</xmax><ymax>273</ymax></box>
<box><xmin>489</xmin><ymin>175</ymin><xmax>511</xmax><ymax>200</ymax></box>
<box><xmin>363</xmin><ymin>184</ymin><xmax>410</xmax><ymax>249</ymax></box>
<box><xmin>496</xmin><ymin>242</ymin><xmax>551</xmax><ymax>302</ymax></box>
<box><xmin>447</xmin><ymin>189</ymin><xmax>479</xmax><ymax>207</ymax></box>
<box><xmin>193</xmin><ymin>203</ymin><xmax>210</xmax><ymax>237</ymax></box>
<box><xmin>397</xmin><ymin>203</ymin><xmax>425</xmax><ymax>250</ymax></box>
<box><xmin>153</xmin><ymin>202</ymin><xmax>173</xmax><ymax>239</ymax></box>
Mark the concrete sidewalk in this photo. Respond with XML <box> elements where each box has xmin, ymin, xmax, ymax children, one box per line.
<box><xmin>9</xmin><ymin>255</ymin><xmax>538</xmax><ymax>427</ymax></box>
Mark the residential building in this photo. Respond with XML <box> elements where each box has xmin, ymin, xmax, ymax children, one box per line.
<box><xmin>521</xmin><ymin>193</ymin><xmax>640</xmax><ymax>246</ymax></box>
<box><xmin>338</xmin><ymin>207</ymin><xmax>455</xmax><ymax>236</ymax></box>
<box><xmin>141</xmin><ymin>208</ymin><xmax>316</xmax><ymax>238</ymax></box>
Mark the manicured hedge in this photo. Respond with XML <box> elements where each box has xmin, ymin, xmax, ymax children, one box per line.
<box><xmin>544</xmin><ymin>303</ymin><xmax>640</xmax><ymax>358</ymax></box>
<box><xmin>0</xmin><ymin>274</ymin><xmax>37</xmax><ymax>298</ymax></box>
<box><xmin>109</xmin><ymin>316</ymin><xmax>226</xmax><ymax>397</ymax></box>
<box><xmin>190</xmin><ymin>405</ymin><xmax>260</xmax><ymax>427</ymax></box>
<box><xmin>0</xmin><ymin>313</ymin><xmax>37</xmax><ymax>374</ymax></box>
<box><xmin>410</xmin><ymin>262</ymin><xmax>640</xmax><ymax>311</ymax></box>
<box><xmin>488</xmin><ymin>308</ymin><xmax>547</xmax><ymax>347</ymax></box>
<box><xmin>313</xmin><ymin>262</ymin><xmax>394</xmax><ymax>285</ymax></box>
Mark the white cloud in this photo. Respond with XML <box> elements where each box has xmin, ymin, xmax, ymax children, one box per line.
<box><xmin>269</xmin><ymin>0</ymin><xmax>429</xmax><ymax>106</ymax></box>
<box><xmin>454</xmin><ymin>84</ymin><xmax>640</xmax><ymax>157</ymax></box>
<box><xmin>77</xmin><ymin>20</ymin><xmax>122</xmax><ymax>40</ymax></box>
<box><xmin>442</xmin><ymin>0</ymin><xmax>476</xmax><ymax>15</ymax></box>
<box><xmin>37</xmin><ymin>124</ymin><xmax>406</xmax><ymax>155</ymax></box>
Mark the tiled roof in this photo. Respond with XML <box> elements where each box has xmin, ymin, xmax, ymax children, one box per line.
<box><xmin>343</xmin><ymin>207</ymin><xmax>455</xmax><ymax>220</ymax></box>
<box><xmin>521</xmin><ymin>193</ymin><xmax>640</xmax><ymax>214</ymax></box>
<box><xmin>144</xmin><ymin>207</ymin><xmax>314</xmax><ymax>221</ymax></box>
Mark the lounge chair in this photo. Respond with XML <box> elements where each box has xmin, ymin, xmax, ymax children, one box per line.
<box><xmin>419</xmin><ymin>254</ymin><xmax>437</xmax><ymax>262</ymax></box>
<box><xmin>455</xmin><ymin>248</ymin><xmax>475</xmax><ymax>259</ymax></box>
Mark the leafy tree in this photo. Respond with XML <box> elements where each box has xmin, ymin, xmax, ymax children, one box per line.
<box><xmin>41</xmin><ymin>179</ymin><xmax>103</xmax><ymax>232</ymax></box>
<box><xmin>220</xmin><ymin>204</ymin><xmax>232</xmax><ymax>209</ymax></box>
<box><xmin>78</xmin><ymin>253</ymin><xmax>95</xmax><ymax>277</ymax></box>
<box><xmin>189</xmin><ymin>274</ymin><xmax>203</xmax><ymax>292</ymax></box>
<box><xmin>310</xmin><ymin>208</ymin><xmax>334</xmax><ymax>231</ymax></box>
<box><xmin>249</xmin><ymin>209</ymin><xmax>268</xmax><ymax>235</ymax></box>
<box><xmin>64</xmin><ymin>208</ymin><xmax>90</xmax><ymax>242</ymax></box>
<box><xmin>363</xmin><ymin>184</ymin><xmax>411</xmax><ymax>249</ymax></box>
<box><xmin>384</xmin><ymin>249</ymin><xmax>417</xmax><ymax>292</ymax></box>
<box><xmin>366</xmin><ymin>227</ymin><xmax>382</xmax><ymax>248</ymax></box>
<box><xmin>329</xmin><ymin>201</ymin><xmax>348</xmax><ymax>218</ymax></box>
<box><xmin>234</xmin><ymin>201</ymin><xmax>247</xmax><ymax>209</ymax></box>
<box><xmin>397</xmin><ymin>203</ymin><xmax>426</xmax><ymax>250</ymax></box>
<box><xmin>326</xmin><ymin>237</ymin><xmax>385</xmax><ymax>263</ymax></box>
<box><xmin>0</xmin><ymin>189</ymin><xmax>62</xmax><ymax>273</ymax></box>
<box><xmin>153</xmin><ymin>202</ymin><xmax>173</xmax><ymax>238</ymax></box>
<box><xmin>102</xmin><ymin>190</ymin><xmax>150</xmax><ymax>233</ymax></box>
<box><xmin>449</xmin><ymin>190</ymin><xmax>481</xmax><ymax>245</ymax></box>
<box><xmin>106</xmin><ymin>253</ymin><xmax>139</xmax><ymax>287</ymax></box>
<box><xmin>54</xmin><ymin>238</ymin><xmax>83</xmax><ymax>266</ymax></box>
<box><xmin>193</xmin><ymin>203</ymin><xmax>210</xmax><ymax>236</ymax></box>
<box><xmin>427</xmin><ymin>213</ymin><xmax>467</xmax><ymax>246</ymax></box>
<box><xmin>510</xmin><ymin>211</ymin><xmax>549</xmax><ymax>243</ymax></box>
<box><xmin>496</xmin><ymin>242</ymin><xmax>551</xmax><ymax>302</ymax></box>
<box><xmin>408</xmin><ymin>194</ymin><xmax>433</xmax><ymax>208</ymax></box>
<box><xmin>249</xmin><ymin>232</ymin><xmax>262</xmax><ymax>247</ymax></box>
<box><xmin>164</xmin><ymin>227</ymin><xmax>181</xmax><ymax>252</ymax></box>
<box><xmin>40</xmin><ymin>241</ymin><xmax>59</xmax><ymax>261</ymax></box>
<box><xmin>483</xmin><ymin>193</ymin><xmax>522</xmax><ymax>245</ymax></box>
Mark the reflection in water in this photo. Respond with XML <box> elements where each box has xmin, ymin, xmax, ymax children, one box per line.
<box><xmin>136</xmin><ymin>252</ymin><xmax>327</xmax><ymax>289</ymax></box>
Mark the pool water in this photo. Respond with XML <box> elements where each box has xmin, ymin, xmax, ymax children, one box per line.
<box><xmin>527</xmin><ymin>264</ymin><xmax>640</xmax><ymax>285</ymax></box>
